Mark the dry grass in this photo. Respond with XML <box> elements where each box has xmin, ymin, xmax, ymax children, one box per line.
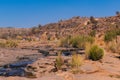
<box><xmin>106</xmin><ymin>41</ymin><xmax>120</xmax><ymax>53</ymax></box>
<box><xmin>55</xmin><ymin>51</ymin><xmax>64</xmax><ymax>70</ymax></box>
<box><xmin>70</xmin><ymin>53</ymin><xmax>83</xmax><ymax>74</ymax></box>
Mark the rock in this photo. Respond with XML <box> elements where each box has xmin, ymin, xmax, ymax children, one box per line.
<box><xmin>77</xmin><ymin>50</ymin><xmax>85</xmax><ymax>54</ymax></box>
<box><xmin>62</xmin><ymin>51</ymin><xmax>72</xmax><ymax>56</ymax></box>
<box><xmin>25</xmin><ymin>57</ymin><xmax>56</xmax><ymax>78</ymax></box>
<box><xmin>38</xmin><ymin>49</ymin><xmax>49</xmax><ymax>56</ymax></box>
<box><xmin>80</xmin><ymin>63</ymin><xmax>99</xmax><ymax>74</ymax></box>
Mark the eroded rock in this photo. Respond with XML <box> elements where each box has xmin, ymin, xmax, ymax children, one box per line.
<box><xmin>25</xmin><ymin>57</ymin><xmax>56</xmax><ymax>78</ymax></box>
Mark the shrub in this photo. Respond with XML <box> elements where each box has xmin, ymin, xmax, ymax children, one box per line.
<box><xmin>6</xmin><ymin>40</ymin><xmax>18</xmax><ymax>48</ymax></box>
<box><xmin>71</xmin><ymin>53</ymin><xmax>82</xmax><ymax>68</ymax></box>
<box><xmin>70</xmin><ymin>35</ymin><xmax>94</xmax><ymax>48</ymax></box>
<box><xmin>70</xmin><ymin>53</ymin><xmax>82</xmax><ymax>74</ymax></box>
<box><xmin>116</xmin><ymin>29</ymin><xmax>120</xmax><ymax>35</ymax></box>
<box><xmin>104</xmin><ymin>31</ymin><xmax>116</xmax><ymax>43</ymax></box>
<box><xmin>59</xmin><ymin>36</ymin><xmax>71</xmax><ymax>47</ymax></box>
<box><xmin>107</xmin><ymin>41</ymin><xmax>120</xmax><ymax>53</ymax></box>
<box><xmin>59</xmin><ymin>35</ymin><xmax>94</xmax><ymax>49</ymax></box>
<box><xmin>55</xmin><ymin>52</ymin><xmax>64</xmax><ymax>70</ymax></box>
<box><xmin>88</xmin><ymin>45</ymin><xmax>104</xmax><ymax>61</ymax></box>
<box><xmin>90</xmin><ymin>16</ymin><xmax>97</xmax><ymax>24</ymax></box>
<box><xmin>0</xmin><ymin>40</ymin><xmax>18</xmax><ymax>48</ymax></box>
<box><xmin>89</xmin><ymin>30</ymin><xmax>96</xmax><ymax>37</ymax></box>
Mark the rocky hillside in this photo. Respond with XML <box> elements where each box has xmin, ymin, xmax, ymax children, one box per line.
<box><xmin>32</xmin><ymin>15</ymin><xmax>120</xmax><ymax>40</ymax></box>
<box><xmin>0</xmin><ymin>14</ymin><xmax>120</xmax><ymax>40</ymax></box>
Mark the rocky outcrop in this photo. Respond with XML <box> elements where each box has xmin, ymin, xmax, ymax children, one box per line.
<box><xmin>25</xmin><ymin>56</ymin><xmax>72</xmax><ymax>78</ymax></box>
<box><xmin>25</xmin><ymin>56</ymin><xmax>56</xmax><ymax>78</ymax></box>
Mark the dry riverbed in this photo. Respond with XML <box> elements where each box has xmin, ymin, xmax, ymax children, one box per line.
<box><xmin>0</xmin><ymin>48</ymin><xmax>120</xmax><ymax>80</ymax></box>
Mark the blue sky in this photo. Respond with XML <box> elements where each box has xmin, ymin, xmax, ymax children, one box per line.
<box><xmin>0</xmin><ymin>0</ymin><xmax>120</xmax><ymax>28</ymax></box>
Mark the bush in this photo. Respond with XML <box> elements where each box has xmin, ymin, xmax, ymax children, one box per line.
<box><xmin>107</xmin><ymin>41</ymin><xmax>120</xmax><ymax>53</ymax></box>
<box><xmin>88</xmin><ymin>45</ymin><xmax>104</xmax><ymax>61</ymax></box>
<box><xmin>59</xmin><ymin>36</ymin><xmax>94</xmax><ymax>49</ymax></box>
<box><xmin>89</xmin><ymin>30</ymin><xmax>96</xmax><ymax>37</ymax></box>
<box><xmin>59</xmin><ymin>36</ymin><xmax>71</xmax><ymax>47</ymax></box>
<box><xmin>55</xmin><ymin>52</ymin><xmax>64</xmax><ymax>70</ymax></box>
<box><xmin>104</xmin><ymin>31</ymin><xmax>116</xmax><ymax>43</ymax></box>
<box><xmin>0</xmin><ymin>40</ymin><xmax>18</xmax><ymax>48</ymax></box>
<box><xmin>90</xmin><ymin>16</ymin><xmax>97</xmax><ymax>24</ymax></box>
<box><xmin>70</xmin><ymin>35</ymin><xmax>94</xmax><ymax>48</ymax></box>
<box><xmin>6</xmin><ymin>40</ymin><xmax>18</xmax><ymax>48</ymax></box>
<box><xmin>71</xmin><ymin>53</ymin><xmax>82</xmax><ymax>68</ymax></box>
<box><xmin>59</xmin><ymin>35</ymin><xmax>94</xmax><ymax>49</ymax></box>
<box><xmin>70</xmin><ymin>53</ymin><xmax>82</xmax><ymax>74</ymax></box>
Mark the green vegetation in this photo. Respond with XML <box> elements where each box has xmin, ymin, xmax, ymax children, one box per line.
<box><xmin>104</xmin><ymin>29</ymin><xmax>120</xmax><ymax>43</ymax></box>
<box><xmin>104</xmin><ymin>31</ymin><xmax>116</xmax><ymax>43</ymax></box>
<box><xmin>0</xmin><ymin>40</ymin><xmax>18</xmax><ymax>48</ymax></box>
<box><xmin>59</xmin><ymin>36</ymin><xmax>71</xmax><ymax>47</ymax></box>
<box><xmin>107</xmin><ymin>41</ymin><xmax>120</xmax><ymax>53</ymax></box>
<box><xmin>6</xmin><ymin>40</ymin><xmax>18</xmax><ymax>48</ymax></box>
<box><xmin>70</xmin><ymin>35</ymin><xmax>94</xmax><ymax>48</ymax></box>
<box><xmin>89</xmin><ymin>30</ymin><xmax>96</xmax><ymax>37</ymax></box>
<box><xmin>59</xmin><ymin>35</ymin><xmax>94</xmax><ymax>49</ymax></box>
<box><xmin>87</xmin><ymin>45</ymin><xmax>104</xmax><ymax>61</ymax></box>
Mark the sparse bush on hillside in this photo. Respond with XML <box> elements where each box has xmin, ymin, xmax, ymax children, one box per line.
<box><xmin>31</xmin><ymin>27</ymin><xmax>40</xmax><ymax>34</ymax></box>
<box><xmin>89</xmin><ymin>30</ymin><xmax>96</xmax><ymax>37</ymax></box>
<box><xmin>116</xmin><ymin>29</ymin><xmax>120</xmax><ymax>35</ymax></box>
<box><xmin>104</xmin><ymin>29</ymin><xmax>120</xmax><ymax>43</ymax></box>
<box><xmin>6</xmin><ymin>40</ymin><xmax>18</xmax><ymax>48</ymax></box>
<box><xmin>59</xmin><ymin>36</ymin><xmax>71</xmax><ymax>47</ymax></box>
<box><xmin>104</xmin><ymin>31</ymin><xmax>116</xmax><ymax>43</ymax></box>
<box><xmin>90</xmin><ymin>16</ymin><xmax>97</xmax><ymax>24</ymax></box>
<box><xmin>0</xmin><ymin>40</ymin><xmax>18</xmax><ymax>48</ymax></box>
<box><xmin>107</xmin><ymin>41</ymin><xmax>120</xmax><ymax>53</ymax></box>
<box><xmin>59</xmin><ymin>35</ymin><xmax>94</xmax><ymax>48</ymax></box>
<box><xmin>70</xmin><ymin>36</ymin><xmax>94</xmax><ymax>48</ymax></box>
<box><xmin>87</xmin><ymin>45</ymin><xmax>104</xmax><ymax>61</ymax></box>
